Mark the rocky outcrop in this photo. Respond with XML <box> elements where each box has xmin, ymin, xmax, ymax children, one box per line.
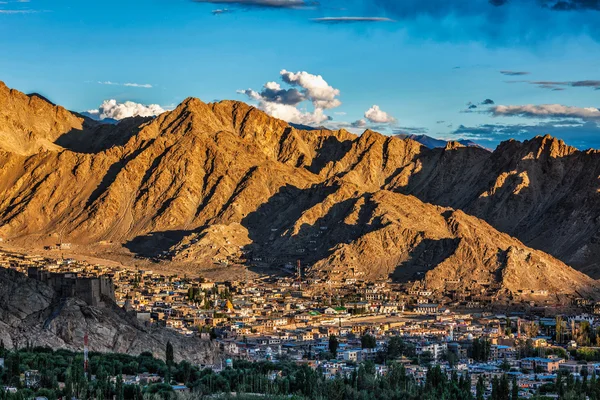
<box><xmin>0</xmin><ymin>268</ymin><xmax>218</xmax><ymax>364</ymax></box>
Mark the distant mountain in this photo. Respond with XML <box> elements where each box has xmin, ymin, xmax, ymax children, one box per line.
<box><xmin>395</xmin><ymin>133</ymin><xmax>487</xmax><ymax>150</ymax></box>
<box><xmin>79</xmin><ymin>111</ymin><xmax>119</xmax><ymax>124</ymax></box>
<box><xmin>0</xmin><ymin>80</ymin><xmax>600</xmax><ymax>295</ymax></box>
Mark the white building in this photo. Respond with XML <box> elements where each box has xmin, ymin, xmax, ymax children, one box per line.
<box><xmin>416</xmin><ymin>343</ymin><xmax>447</xmax><ymax>361</ymax></box>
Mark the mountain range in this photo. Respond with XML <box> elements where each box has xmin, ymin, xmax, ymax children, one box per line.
<box><xmin>394</xmin><ymin>133</ymin><xmax>485</xmax><ymax>150</ymax></box>
<box><xmin>1</xmin><ymin>80</ymin><xmax>600</xmax><ymax>297</ymax></box>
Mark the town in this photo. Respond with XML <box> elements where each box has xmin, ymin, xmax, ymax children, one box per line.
<box><xmin>2</xmin><ymin>248</ymin><xmax>600</xmax><ymax>399</ymax></box>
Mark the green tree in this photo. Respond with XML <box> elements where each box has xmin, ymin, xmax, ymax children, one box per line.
<box><xmin>329</xmin><ymin>335</ymin><xmax>339</xmax><ymax>359</ymax></box>
<box><xmin>472</xmin><ymin>338</ymin><xmax>491</xmax><ymax>362</ymax></box>
<box><xmin>165</xmin><ymin>341</ymin><xmax>174</xmax><ymax>383</ymax></box>
<box><xmin>444</xmin><ymin>350</ymin><xmax>459</xmax><ymax>368</ymax></box>
<box><xmin>491</xmin><ymin>374</ymin><xmax>511</xmax><ymax>400</ymax></box>
<box><xmin>511</xmin><ymin>377</ymin><xmax>519</xmax><ymax>400</ymax></box>
<box><xmin>64</xmin><ymin>367</ymin><xmax>73</xmax><ymax>400</ymax></box>
<box><xmin>386</xmin><ymin>336</ymin><xmax>405</xmax><ymax>360</ymax></box>
<box><xmin>116</xmin><ymin>374</ymin><xmax>124</xmax><ymax>400</ymax></box>
<box><xmin>360</xmin><ymin>334</ymin><xmax>376</xmax><ymax>349</ymax></box>
<box><xmin>476</xmin><ymin>376</ymin><xmax>486</xmax><ymax>400</ymax></box>
<box><xmin>419</xmin><ymin>351</ymin><xmax>434</xmax><ymax>366</ymax></box>
<box><xmin>577</xmin><ymin>321</ymin><xmax>592</xmax><ymax>346</ymax></box>
<box><xmin>556</xmin><ymin>316</ymin><xmax>564</xmax><ymax>344</ymax></box>
<box><xmin>145</xmin><ymin>383</ymin><xmax>174</xmax><ymax>400</ymax></box>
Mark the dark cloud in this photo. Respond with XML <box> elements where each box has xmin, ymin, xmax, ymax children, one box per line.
<box><xmin>463</xmin><ymin>100</ymin><xmax>494</xmax><ymax>111</ymax></box>
<box><xmin>453</xmin><ymin>120</ymin><xmax>600</xmax><ymax>149</ymax></box>
<box><xmin>571</xmin><ymin>80</ymin><xmax>600</xmax><ymax>88</ymax></box>
<box><xmin>369</xmin><ymin>0</ymin><xmax>600</xmax><ymax>15</ymax></box>
<box><xmin>351</xmin><ymin>119</ymin><xmax>367</xmax><ymax>128</ymax></box>
<box><xmin>509</xmin><ymin>79</ymin><xmax>600</xmax><ymax>90</ymax></box>
<box><xmin>258</xmin><ymin>86</ymin><xmax>305</xmax><ymax>105</ymax></box>
<box><xmin>500</xmin><ymin>70</ymin><xmax>530</xmax><ymax>76</ymax></box>
<box><xmin>490</xmin><ymin>104</ymin><xmax>600</xmax><ymax>120</ymax></box>
<box><xmin>542</xmin><ymin>0</ymin><xmax>600</xmax><ymax>11</ymax></box>
<box><xmin>212</xmin><ymin>8</ymin><xmax>233</xmax><ymax>14</ymax></box>
<box><xmin>192</xmin><ymin>0</ymin><xmax>314</xmax><ymax>9</ymax></box>
<box><xmin>364</xmin><ymin>0</ymin><xmax>600</xmax><ymax>44</ymax></box>
<box><xmin>312</xmin><ymin>17</ymin><xmax>395</xmax><ymax>23</ymax></box>
<box><xmin>393</xmin><ymin>126</ymin><xmax>429</xmax><ymax>135</ymax></box>
<box><xmin>330</xmin><ymin>119</ymin><xmax>396</xmax><ymax>132</ymax></box>
<box><xmin>530</xmin><ymin>81</ymin><xmax>568</xmax><ymax>90</ymax></box>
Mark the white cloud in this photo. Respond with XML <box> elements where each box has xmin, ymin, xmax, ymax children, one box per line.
<box><xmin>212</xmin><ymin>8</ymin><xmax>232</xmax><ymax>14</ymax></box>
<box><xmin>351</xmin><ymin>119</ymin><xmax>367</xmax><ymax>128</ymax></box>
<box><xmin>87</xmin><ymin>99</ymin><xmax>165</xmax><ymax>121</ymax></box>
<box><xmin>124</xmin><ymin>83</ymin><xmax>153</xmax><ymax>88</ymax></box>
<box><xmin>261</xmin><ymin>102</ymin><xmax>329</xmax><ymax>125</ymax></box>
<box><xmin>491</xmin><ymin>104</ymin><xmax>600</xmax><ymax>121</ymax></box>
<box><xmin>364</xmin><ymin>105</ymin><xmax>396</xmax><ymax>123</ymax></box>
<box><xmin>238</xmin><ymin>69</ymin><xmax>342</xmax><ymax>126</ymax></box>
<box><xmin>97</xmin><ymin>81</ymin><xmax>153</xmax><ymax>89</ymax></box>
<box><xmin>280</xmin><ymin>69</ymin><xmax>341</xmax><ymax>109</ymax></box>
<box><xmin>312</xmin><ymin>17</ymin><xmax>395</xmax><ymax>24</ymax></box>
<box><xmin>0</xmin><ymin>9</ymin><xmax>37</xmax><ymax>13</ymax></box>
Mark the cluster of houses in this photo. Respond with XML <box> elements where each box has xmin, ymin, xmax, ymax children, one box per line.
<box><xmin>4</xmin><ymin>249</ymin><xmax>600</xmax><ymax>398</ymax></box>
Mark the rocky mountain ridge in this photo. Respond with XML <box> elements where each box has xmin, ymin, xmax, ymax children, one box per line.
<box><xmin>0</xmin><ymin>81</ymin><xmax>599</xmax><ymax>297</ymax></box>
<box><xmin>394</xmin><ymin>133</ymin><xmax>485</xmax><ymax>150</ymax></box>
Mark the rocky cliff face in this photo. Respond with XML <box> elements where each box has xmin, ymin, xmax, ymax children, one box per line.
<box><xmin>385</xmin><ymin>135</ymin><xmax>600</xmax><ymax>278</ymax></box>
<box><xmin>0</xmin><ymin>268</ymin><xmax>218</xmax><ymax>363</ymax></box>
<box><xmin>0</xmin><ymin>81</ymin><xmax>599</xmax><ymax>295</ymax></box>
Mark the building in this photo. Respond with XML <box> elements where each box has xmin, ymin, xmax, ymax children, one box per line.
<box><xmin>415</xmin><ymin>304</ymin><xmax>440</xmax><ymax>315</ymax></box>
<box><xmin>171</xmin><ymin>385</ymin><xmax>190</xmax><ymax>393</ymax></box>
<box><xmin>559</xmin><ymin>361</ymin><xmax>600</xmax><ymax>375</ymax></box>
<box><xmin>23</xmin><ymin>370</ymin><xmax>41</xmax><ymax>389</ymax></box>
<box><xmin>520</xmin><ymin>357</ymin><xmax>564</xmax><ymax>373</ymax></box>
<box><xmin>340</xmin><ymin>349</ymin><xmax>360</xmax><ymax>362</ymax></box>
<box><xmin>27</xmin><ymin>268</ymin><xmax>115</xmax><ymax>306</ymax></box>
<box><xmin>491</xmin><ymin>344</ymin><xmax>516</xmax><ymax>361</ymax></box>
<box><xmin>416</xmin><ymin>343</ymin><xmax>447</xmax><ymax>361</ymax></box>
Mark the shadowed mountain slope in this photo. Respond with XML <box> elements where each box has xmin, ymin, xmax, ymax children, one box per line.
<box><xmin>0</xmin><ymin>81</ymin><xmax>599</xmax><ymax>295</ymax></box>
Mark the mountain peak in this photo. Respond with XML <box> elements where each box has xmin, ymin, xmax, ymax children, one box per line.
<box><xmin>360</xmin><ymin>129</ymin><xmax>385</xmax><ymax>141</ymax></box>
<box><xmin>444</xmin><ymin>141</ymin><xmax>465</xmax><ymax>151</ymax></box>
<box><xmin>0</xmin><ymin>80</ymin><xmax>85</xmax><ymax>155</ymax></box>
<box><xmin>527</xmin><ymin>134</ymin><xmax>577</xmax><ymax>159</ymax></box>
<box><xmin>27</xmin><ymin>92</ymin><xmax>55</xmax><ymax>106</ymax></box>
<box><xmin>180</xmin><ymin>96</ymin><xmax>207</xmax><ymax>107</ymax></box>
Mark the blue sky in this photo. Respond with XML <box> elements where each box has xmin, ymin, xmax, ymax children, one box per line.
<box><xmin>1</xmin><ymin>0</ymin><xmax>600</xmax><ymax>149</ymax></box>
